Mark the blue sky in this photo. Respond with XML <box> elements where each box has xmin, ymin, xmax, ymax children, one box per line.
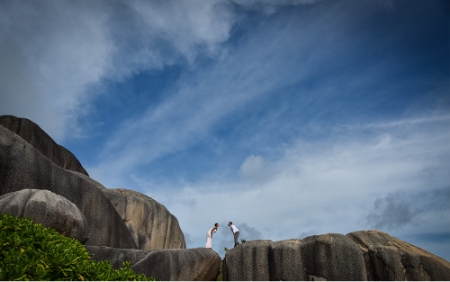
<box><xmin>1</xmin><ymin>0</ymin><xmax>449</xmax><ymax>260</ymax></box>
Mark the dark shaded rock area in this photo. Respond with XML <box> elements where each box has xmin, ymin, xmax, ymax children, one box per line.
<box><xmin>86</xmin><ymin>246</ymin><xmax>221</xmax><ymax>281</ymax></box>
<box><xmin>0</xmin><ymin>115</ymin><xmax>88</xmax><ymax>176</ymax></box>
<box><xmin>223</xmin><ymin>231</ymin><xmax>450</xmax><ymax>281</ymax></box>
<box><xmin>131</xmin><ymin>248</ymin><xmax>221</xmax><ymax>281</ymax></box>
<box><xmin>85</xmin><ymin>245</ymin><xmax>150</xmax><ymax>269</ymax></box>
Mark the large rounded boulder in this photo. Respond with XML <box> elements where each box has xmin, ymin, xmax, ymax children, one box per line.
<box><xmin>102</xmin><ymin>188</ymin><xmax>186</xmax><ymax>251</ymax></box>
<box><xmin>0</xmin><ymin>189</ymin><xmax>89</xmax><ymax>243</ymax></box>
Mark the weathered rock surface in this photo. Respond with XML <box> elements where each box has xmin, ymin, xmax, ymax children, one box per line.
<box><xmin>223</xmin><ymin>236</ymin><xmax>365</xmax><ymax>281</ymax></box>
<box><xmin>269</xmin><ymin>239</ymin><xmax>305</xmax><ymax>281</ymax></box>
<box><xmin>347</xmin><ymin>230</ymin><xmax>450</xmax><ymax>281</ymax></box>
<box><xmin>131</xmin><ymin>248</ymin><xmax>221</xmax><ymax>281</ymax></box>
<box><xmin>86</xmin><ymin>246</ymin><xmax>222</xmax><ymax>281</ymax></box>
<box><xmin>223</xmin><ymin>240</ymin><xmax>273</xmax><ymax>281</ymax></box>
<box><xmin>102</xmin><ymin>188</ymin><xmax>186</xmax><ymax>251</ymax></box>
<box><xmin>223</xmin><ymin>231</ymin><xmax>450</xmax><ymax>281</ymax></box>
<box><xmin>0</xmin><ymin>115</ymin><xmax>88</xmax><ymax>176</ymax></box>
<box><xmin>85</xmin><ymin>245</ymin><xmax>150</xmax><ymax>269</ymax></box>
<box><xmin>0</xmin><ymin>189</ymin><xmax>89</xmax><ymax>243</ymax></box>
<box><xmin>0</xmin><ymin>125</ymin><xmax>137</xmax><ymax>248</ymax></box>
<box><xmin>301</xmin><ymin>233</ymin><xmax>367</xmax><ymax>280</ymax></box>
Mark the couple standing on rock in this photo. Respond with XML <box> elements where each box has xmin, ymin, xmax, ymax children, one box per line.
<box><xmin>205</xmin><ymin>222</ymin><xmax>240</xmax><ymax>249</ymax></box>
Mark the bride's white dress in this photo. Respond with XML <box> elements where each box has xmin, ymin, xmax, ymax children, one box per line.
<box><xmin>205</xmin><ymin>228</ymin><xmax>215</xmax><ymax>248</ymax></box>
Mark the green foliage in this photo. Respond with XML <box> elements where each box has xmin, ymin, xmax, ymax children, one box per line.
<box><xmin>216</xmin><ymin>261</ymin><xmax>223</xmax><ymax>281</ymax></box>
<box><xmin>236</xmin><ymin>239</ymin><xmax>246</xmax><ymax>246</ymax></box>
<box><xmin>0</xmin><ymin>214</ymin><xmax>154</xmax><ymax>281</ymax></box>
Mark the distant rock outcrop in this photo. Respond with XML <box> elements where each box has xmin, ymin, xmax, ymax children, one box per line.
<box><xmin>0</xmin><ymin>189</ymin><xmax>89</xmax><ymax>243</ymax></box>
<box><xmin>223</xmin><ymin>231</ymin><xmax>450</xmax><ymax>281</ymax></box>
<box><xmin>347</xmin><ymin>230</ymin><xmax>450</xmax><ymax>281</ymax></box>
<box><xmin>102</xmin><ymin>188</ymin><xmax>186</xmax><ymax>251</ymax></box>
<box><xmin>131</xmin><ymin>248</ymin><xmax>221</xmax><ymax>281</ymax></box>
<box><xmin>0</xmin><ymin>125</ymin><xmax>137</xmax><ymax>249</ymax></box>
<box><xmin>0</xmin><ymin>115</ymin><xmax>88</xmax><ymax>176</ymax></box>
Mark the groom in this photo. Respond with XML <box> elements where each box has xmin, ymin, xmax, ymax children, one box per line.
<box><xmin>228</xmin><ymin>222</ymin><xmax>240</xmax><ymax>247</ymax></box>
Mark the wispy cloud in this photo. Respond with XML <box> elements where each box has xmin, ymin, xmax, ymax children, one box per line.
<box><xmin>0</xmin><ymin>1</ymin><xmax>114</xmax><ymax>140</ymax></box>
<box><xmin>0</xmin><ymin>0</ymin><xmax>233</xmax><ymax>140</ymax></box>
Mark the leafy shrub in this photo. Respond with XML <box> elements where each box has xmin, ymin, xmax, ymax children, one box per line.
<box><xmin>0</xmin><ymin>214</ymin><xmax>154</xmax><ymax>281</ymax></box>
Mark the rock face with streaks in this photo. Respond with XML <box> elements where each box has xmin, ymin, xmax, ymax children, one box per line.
<box><xmin>102</xmin><ymin>188</ymin><xmax>186</xmax><ymax>251</ymax></box>
<box><xmin>0</xmin><ymin>115</ymin><xmax>88</xmax><ymax>176</ymax></box>
<box><xmin>223</xmin><ymin>231</ymin><xmax>450</xmax><ymax>281</ymax></box>
<box><xmin>0</xmin><ymin>189</ymin><xmax>89</xmax><ymax>243</ymax></box>
<box><xmin>0</xmin><ymin>124</ymin><xmax>137</xmax><ymax>248</ymax></box>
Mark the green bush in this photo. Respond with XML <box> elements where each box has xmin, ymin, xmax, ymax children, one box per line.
<box><xmin>0</xmin><ymin>214</ymin><xmax>155</xmax><ymax>281</ymax></box>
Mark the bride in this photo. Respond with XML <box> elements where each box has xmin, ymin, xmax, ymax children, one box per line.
<box><xmin>205</xmin><ymin>223</ymin><xmax>219</xmax><ymax>248</ymax></box>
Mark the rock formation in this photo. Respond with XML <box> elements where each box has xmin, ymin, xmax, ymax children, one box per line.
<box><xmin>347</xmin><ymin>230</ymin><xmax>450</xmax><ymax>281</ymax></box>
<box><xmin>223</xmin><ymin>231</ymin><xmax>450</xmax><ymax>281</ymax></box>
<box><xmin>85</xmin><ymin>246</ymin><xmax>221</xmax><ymax>280</ymax></box>
<box><xmin>102</xmin><ymin>188</ymin><xmax>186</xmax><ymax>251</ymax></box>
<box><xmin>0</xmin><ymin>189</ymin><xmax>89</xmax><ymax>243</ymax></box>
<box><xmin>0</xmin><ymin>125</ymin><xmax>136</xmax><ymax>249</ymax></box>
<box><xmin>131</xmin><ymin>248</ymin><xmax>221</xmax><ymax>281</ymax></box>
<box><xmin>0</xmin><ymin>115</ymin><xmax>88</xmax><ymax>176</ymax></box>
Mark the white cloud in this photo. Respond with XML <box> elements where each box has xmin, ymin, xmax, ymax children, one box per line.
<box><xmin>126</xmin><ymin>0</ymin><xmax>235</xmax><ymax>61</ymax></box>
<box><xmin>0</xmin><ymin>1</ymin><xmax>113</xmax><ymax>140</ymax></box>
<box><xmin>0</xmin><ymin>0</ymin><xmax>238</xmax><ymax>141</ymax></box>
<box><xmin>239</xmin><ymin>155</ymin><xmax>264</xmax><ymax>178</ymax></box>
